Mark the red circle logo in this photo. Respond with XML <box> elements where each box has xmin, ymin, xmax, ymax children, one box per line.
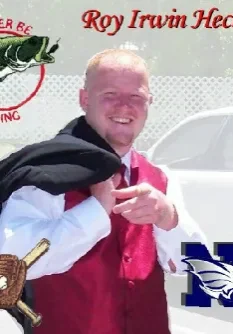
<box><xmin>0</xmin><ymin>30</ymin><xmax>45</xmax><ymax>112</ymax></box>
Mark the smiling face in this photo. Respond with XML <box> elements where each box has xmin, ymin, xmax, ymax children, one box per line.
<box><xmin>79</xmin><ymin>51</ymin><xmax>152</xmax><ymax>156</ymax></box>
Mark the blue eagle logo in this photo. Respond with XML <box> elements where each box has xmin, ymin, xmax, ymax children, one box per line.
<box><xmin>182</xmin><ymin>257</ymin><xmax>233</xmax><ymax>300</ymax></box>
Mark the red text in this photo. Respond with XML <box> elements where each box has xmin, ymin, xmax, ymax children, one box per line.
<box><xmin>128</xmin><ymin>9</ymin><xmax>187</xmax><ymax>29</ymax></box>
<box><xmin>0</xmin><ymin>110</ymin><xmax>21</xmax><ymax>123</ymax></box>
<box><xmin>191</xmin><ymin>8</ymin><xmax>233</xmax><ymax>29</ymax></box>
<box><xmin>82</xmin><ymin>10</ymin><xmax>124</xmax><ymax>36</ymax></box>
<box><xmin>0</xmin><ymin>18</ymin><xmax>32</xmax><ymax>34</ymax></box>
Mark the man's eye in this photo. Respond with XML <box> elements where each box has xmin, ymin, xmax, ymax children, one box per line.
<box><xmin>104</xmin><ymin>93</ymin><xmax>116</xmax><ymax>99</ymax></box>
<box><xmin>131</xmin><ymin>94</ymin><xmax>143</xmax><ymax>100</ymax></box>
<box><xmin>105</xmin><ymin>92</ymin><xmax>115</xmax><ymax>96</ymax></box>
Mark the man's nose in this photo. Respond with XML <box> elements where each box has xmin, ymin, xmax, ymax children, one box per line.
<box><xmin>115</xmin><ymin>95</ymin><xmax>131</xmax><ymax>108</ymax></box>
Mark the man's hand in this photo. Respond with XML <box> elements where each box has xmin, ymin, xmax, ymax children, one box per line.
<box><xmin>90</xmin><ymin>173</ymin><xmax>121</xmax><ymax>215</ymax></box>
<box><xmin>111</xmin><ymin>182</ymin><xmax>178</xmax><ymax>230</ymax></box>
<box><xmin>0</xmin><ymin>254</ymin><xmax>26</xmax><ymax>309</ymax></box>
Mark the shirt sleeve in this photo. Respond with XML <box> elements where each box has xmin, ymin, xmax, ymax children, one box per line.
<box><xmin>0</xmin><ymin>186</ymin><xmax>110</xmax><ymax>279</ymax></box>
<box><xmin>153</xmin><ymin>165</ymin><xmax>209</xmax><ymax>274</ymax></box>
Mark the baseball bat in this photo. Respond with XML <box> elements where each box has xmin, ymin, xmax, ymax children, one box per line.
<box><xmin>16</xmin><ymin>238</ymin><xmax>50</xmax><ymax>326</ymax></box>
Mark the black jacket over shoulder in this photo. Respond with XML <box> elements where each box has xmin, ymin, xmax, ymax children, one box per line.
<box><xmin>0</xmin><ymin>116</ymin><xmax>121</xmax><ymax>333</ymax></box>
<box><xmin>0</xmin><ymin>116</ymin><xmax>121</xmax><ymax>204</ymax></box>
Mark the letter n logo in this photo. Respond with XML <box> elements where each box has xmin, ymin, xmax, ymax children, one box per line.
<box><xmin>182</xmin><ymin>242</ymin><xmax>233</xmax><ymax>307</ymax></box>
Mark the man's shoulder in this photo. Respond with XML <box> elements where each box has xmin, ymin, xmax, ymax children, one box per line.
<box><xmin>132</xmin><ymin>150</ymin><xmax>169</xmax><ymax>187</ymax></box>
<box><xmin>135</xmin><ymin>150</ymin><xmax>170</xmax><ymax>176</ymax></box>
<box><xmin>3</xmin><ymin>185</ymin><xmax>64</xmax><ymax>205</ymax></box>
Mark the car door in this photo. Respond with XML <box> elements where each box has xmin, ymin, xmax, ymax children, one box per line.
<box><xmin>148</xmin><ymin>114</ymin><xmax>233</xmax><ymax>245</ymax></box>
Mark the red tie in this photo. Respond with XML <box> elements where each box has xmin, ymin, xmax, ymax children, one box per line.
<box><xmin>113</xmin><ymin>164</ymin><xmax>128</xmax><ymax>253</ymax></box>
<box><xmin>116</xmin><ymin>163</ymin><xmax>128</xmax><ymax>192</ymax></box>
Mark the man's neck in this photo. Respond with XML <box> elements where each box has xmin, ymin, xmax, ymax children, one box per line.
<box><xmin>111</xmin><ymin>145</ymin><xmax>133</xmax><ymax>158</ymax></box>
<box><xmin>121</xmin><ymin>149</ymin><xmax>132</xmax><ymax>170</ymax></box>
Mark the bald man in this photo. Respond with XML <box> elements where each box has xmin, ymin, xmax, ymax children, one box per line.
<box><xmin>0</xmin><ymin>49</ymin><xmax>207</xmax><ymax>334</ymax></box>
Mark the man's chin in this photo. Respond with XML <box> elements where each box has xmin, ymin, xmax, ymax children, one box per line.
<box><xmin>106</xmin><ymin>134</ymin><xmax>134</xmax><ymax>147</ymax></box>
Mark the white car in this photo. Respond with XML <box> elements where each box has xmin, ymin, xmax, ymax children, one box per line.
<box><xmin>147</xmin><ymin>106</ymin><xmax>233</xmax><ymax>245</ymax></box>
<box><xmin>147</xmin><ymin>106</ymin><xmax>233</xmax><ymax>332</ymax></box>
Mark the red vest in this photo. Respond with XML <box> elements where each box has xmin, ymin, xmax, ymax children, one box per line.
<box><xmin>32</xmin><ymin>150</ymin><xmax>171</xmax><ymax>334</ymax></box>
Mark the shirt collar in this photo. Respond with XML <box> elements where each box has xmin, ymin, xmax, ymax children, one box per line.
<box><xmin>120</xmin><ymin>148</ymin><xmax>140</xmax><ymax>185</ymax></box>
<box><xmin>121</xmin><ymin>149</ymin><xmax>132</xmax><ymax>172</ymax></box>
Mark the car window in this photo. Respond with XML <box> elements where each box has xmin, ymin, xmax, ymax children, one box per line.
<box><xmin>150</xmin><ymin>115</ymin><xmax>227</xmax><ymax>169</ymax></box>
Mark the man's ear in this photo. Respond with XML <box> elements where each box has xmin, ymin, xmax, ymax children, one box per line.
<box><xmin>79</xmin><ymin>88</ymin><xmax>88</xmax><ymax>112</ymax></box>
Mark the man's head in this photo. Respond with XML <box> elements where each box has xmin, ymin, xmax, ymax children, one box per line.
<box><xmin>79</xmin><ymin>49</ymin><xmax>152</xmax><ymax>156</ymax></box>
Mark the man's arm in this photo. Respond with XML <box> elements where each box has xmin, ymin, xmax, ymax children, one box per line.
<box><xmin>0</xmin><ymin>186</ymin><xmax>111</xmax><ymax>279</ymax></box>
<box><xmin>154</xmin><ymin>165</ymin><xmax>209</xmax><ymax>274</ymax></box>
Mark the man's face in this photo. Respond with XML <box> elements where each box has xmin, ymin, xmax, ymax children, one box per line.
<box><xmin>79</xmin><ymin>61</ymin><xmax>152</xmax><ymax>155</ymax></box>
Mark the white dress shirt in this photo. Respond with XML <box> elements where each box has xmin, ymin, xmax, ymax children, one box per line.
<box><xmin>0</xmin><ymin>150</ymin><xmax>207</xmax><ymax>279</ymax></box>
<box><xmin>0</xmin><ymin>310</ymin><xmax>23</xmax><ymax>334</ymax></box>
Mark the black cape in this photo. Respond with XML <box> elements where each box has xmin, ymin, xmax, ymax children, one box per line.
<box><xmin>1</xmin><ymin>116</ymin><xmax>121</xmax><ymax>333</ymax></box>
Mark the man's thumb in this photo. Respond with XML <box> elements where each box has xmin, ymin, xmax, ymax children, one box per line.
<box><xmin>112</xmin><ymin>173</ymin><xmax>122</xmax><ymax>189</ymax></box>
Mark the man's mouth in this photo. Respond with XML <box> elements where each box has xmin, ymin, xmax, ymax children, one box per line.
<box><xmin>109</xmin><ymin>117</ymin><xmax>133</xmax><ymax>124</ymax></box>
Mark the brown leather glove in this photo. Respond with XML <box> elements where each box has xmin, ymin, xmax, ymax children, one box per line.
<box><xmin>0</xmin><ymin>254</ymin><xmax>26</xmax><ymax>309</ymax></box>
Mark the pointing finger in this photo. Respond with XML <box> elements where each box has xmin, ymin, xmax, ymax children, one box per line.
<box><xmin>113</xmin><ymin>197</ymin><xmax>139</xmax><ymax>214</ymax></box>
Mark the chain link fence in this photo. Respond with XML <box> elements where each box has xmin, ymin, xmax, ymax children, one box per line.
<box><xmin>1</xmin><ymin>74</ymin><xmax>233</xmax><ymax>151</ymax></box>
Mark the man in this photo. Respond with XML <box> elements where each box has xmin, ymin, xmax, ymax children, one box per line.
<box><xmin>0</xmin><ymin>49</ymin><xmax>207</xmax><ymax>334</ymax></box>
